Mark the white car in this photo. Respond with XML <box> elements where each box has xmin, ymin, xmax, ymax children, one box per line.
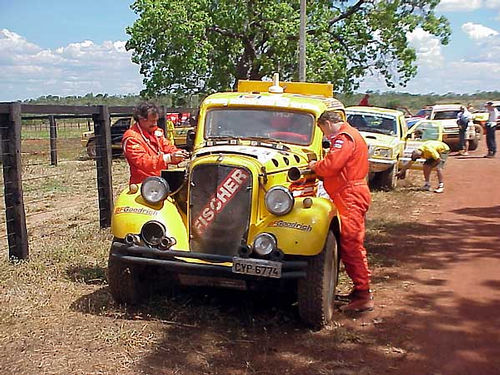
<box><xmin>424</xmin><ymin>104</ymin><xmax>482</xmax><ymax>151</ymax></box>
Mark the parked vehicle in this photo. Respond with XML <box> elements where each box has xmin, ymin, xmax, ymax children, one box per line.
<box><xmin>471</xmin><ymin>101</ymin><xmax>500</xmax><ymax>130</ymax></box>
<box><xmin>416</xmin><ymin>104</ymin><xmax>482</xmax><ymax>151</ymax></box>
<box><xmin>399</xmin><ymin>120</ymin><xmax>444</xmax><ymax>170</ymax></box>
<box><xmin>108</xmin><ymin>75</ymin><xmax>346</xmax><ymax>329</ymax></box>
<box><xmin>81</xmin><ymin>117</ymin><xmax>132</xmax><ymax>159</ymax></box>
<box><xmin>346</xmin><ymin>106</ymin><xmax>408</xmax><ymax>190</ymax></box>
<box><xmin>81</xmin><ymin>114</ymin><xmax>195</xmax><ymax>158</ymax></box>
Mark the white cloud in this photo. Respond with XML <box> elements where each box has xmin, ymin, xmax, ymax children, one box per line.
<box><xmin>485</xmin><ymin>0</ymin><xmax>500</xmax><ymax>9</ymax></box>
<box><xmin>436</xmin><ymin>0</ymin><xmax>483</xmax><ymax>12</ymax></box>
<box><xmin>0</xmin><ymin>29</ymin><xmax>143</xmax><ymax>101</ymax></box>
<box><xmin>407</xmin><ymin>28</ymin><xmax>444</xmax><ymax>66</ymax></box>
<box><xmin>358</xmin><ymin>27</ymin><xmax>500</xmax><ymax>94</ymax></box>
<box><xmin>462</xmin><ymin>22</ymin><xmax>499</xmax><ymax>40</ymax></box>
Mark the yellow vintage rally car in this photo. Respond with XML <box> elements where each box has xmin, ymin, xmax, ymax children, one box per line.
<box><xmin>346</xmin><ymin>106</ymin><xmax>408</xmax><ymax>190</ymax></box>
<box><xmin>109</xmin><ymin>75</ymin><xmax>344</xmax><ymax>328</ymax></box>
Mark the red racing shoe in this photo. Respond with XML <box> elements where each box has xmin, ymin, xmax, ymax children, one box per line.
<box><xmin>339</xmin><ymin>289</ymin><xmax>374</xmax><ymax>312</ymax></box>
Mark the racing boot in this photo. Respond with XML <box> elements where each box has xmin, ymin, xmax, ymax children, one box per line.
<box><xmin>340</xmin><ymin>289</ymin><xmax>374</xmax><ymax>313</ymax></box>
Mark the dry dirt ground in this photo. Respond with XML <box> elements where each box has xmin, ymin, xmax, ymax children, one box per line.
<box><xmin>0</xmin><ymin>141</ymin><xmax>499</xmax><ymax>375</ymax></box>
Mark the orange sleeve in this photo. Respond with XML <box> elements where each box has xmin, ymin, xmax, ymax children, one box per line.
<box><xmin>159</xmin><ymin>137</ymin><xmax>180</xmax><ymax>155</ymax></box>
<box><xmin>313</xmin><ymin>134</ymin><xmax>354</xmax><ymax>177</ymax></box>
<box><xmin>123</xmin><ymin>136</ymin><xmax>167</xmax><ymax>174</ymax></box>
<box><xmin>159</xmin><ymin>137</ymin><xmax>186</xmax><ymax>164</ymax></box>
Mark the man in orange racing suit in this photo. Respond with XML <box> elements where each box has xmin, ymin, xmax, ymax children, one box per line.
<box><xmin>309</xmin><ymin>110</ymin><xmax>373</xmax><ymax>312</ymax></box>
<box><xmin>122</xmin><ymin>102</ymin><xmax>189</xmax><ymax>184</ymax></box>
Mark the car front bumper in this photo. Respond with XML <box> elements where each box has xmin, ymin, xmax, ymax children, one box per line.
<box><xmin>110</xmin><ymin>241</ymin><xmax>308</xmax><ymax>280</ymax></box>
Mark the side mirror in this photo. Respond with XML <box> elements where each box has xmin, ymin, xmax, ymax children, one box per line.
<box><xmin>185</xmin><ymin>129</ymin><xmax>196</xmax><ymax>152</ymax></box>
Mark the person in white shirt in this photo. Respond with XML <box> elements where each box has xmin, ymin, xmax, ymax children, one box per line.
<box><xmin>484</xmin><ymin>102</ymin><xmax>498</xmax><ymax>158</ymax></box>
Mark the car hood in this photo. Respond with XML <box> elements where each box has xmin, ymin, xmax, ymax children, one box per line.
<box><xmin>193</xmin><ymin>144</ymin><xmax>309</xmax><ymax>171</ymax></box>
<box><xmin>360</xmin><ymin>132</ymin><xmax>399</xmax><ymax>148</ymax></box>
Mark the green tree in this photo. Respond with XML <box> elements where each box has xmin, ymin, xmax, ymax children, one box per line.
<box><xmin>125</xmin><ymin>0</ymin><xmax>450</xmax><ymax>95</ymax></box>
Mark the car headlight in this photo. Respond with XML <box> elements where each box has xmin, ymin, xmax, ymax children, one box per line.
<box><xmin>372</xmin><ymin>147</ymin><xmax>392</xmax><ymax>158</ymax></box>
<box><xmin>141</xmin><ymin>176</ymin><xmax>170</xmax><ymax>204</ymax></box>
<box><xmin>265</xmin><ymin>186</ymin><xmax>294</xmax><ymax>216</ymax></box>
<box><xmin>253</xmin><ymin>233</ymin><xmax>277</xmax><ymax>256</ymax></box>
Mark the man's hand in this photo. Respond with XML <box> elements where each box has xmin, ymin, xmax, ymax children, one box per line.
<box><xmin>308</xmin><ymin>160</ymin><xmax>317</xmax><ymax>170</ymax></box>
<box><xmin>170</xmin><ymin>150</ymin><xmax>190</xmax><ymax>164</ymax></box>
<box><xmin>396</xmin><ymin>169</ymin><xmax>406</xmax><ymax>179</ymax></box>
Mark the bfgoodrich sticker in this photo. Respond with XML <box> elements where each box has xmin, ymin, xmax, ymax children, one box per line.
<box><xmin>269</xmin><ymin>220</ymin><xmax>312</xmax><ymax>232</ymax></box>
<box><xmin>114</xmin><ymin>207</ymin><xmax>158</xmax><ymax>216</ymax></box>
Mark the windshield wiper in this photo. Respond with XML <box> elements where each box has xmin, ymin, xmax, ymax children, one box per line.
<box><xmin>242</xmin><ymin>136</ymin><xmax>291</xmax><ymax>151</ymax></box>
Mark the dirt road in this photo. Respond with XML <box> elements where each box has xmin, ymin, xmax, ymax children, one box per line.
<box><xmin>350</xmin><ymin>142</ymin><xmax>500</xmax><ymax>375</ymax></box>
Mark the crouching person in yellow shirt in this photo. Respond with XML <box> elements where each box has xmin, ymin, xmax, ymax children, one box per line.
<box><xmin>397</xmin><ymin>140</ymin><xmax>450</xmax><ymax>193</ymax></box>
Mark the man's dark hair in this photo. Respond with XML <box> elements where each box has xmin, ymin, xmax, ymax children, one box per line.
<box><xmin>133</xmin><ymin>102</ymin><xmax>159</xmax><ymax>121</ymax></box>
<box><xmin>318</xmin><ymin>111</ymin><xmax>343</xmax><ymax>125</ymax></box>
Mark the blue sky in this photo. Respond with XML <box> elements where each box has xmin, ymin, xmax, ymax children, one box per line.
<box><xmin>1</xmin><ymin>0</ymin><xmax>500</xmax><ymax>101</ymax></box>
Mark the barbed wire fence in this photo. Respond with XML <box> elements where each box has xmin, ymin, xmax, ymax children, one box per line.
<box><xmin>0</xmin><ymin>104</ymin><xmax>123</xmax><ymax>260</ymax></box>
<box><xmin>0</xmin><ymin>103</ymin><xmax>197</xmax><ymax>261</ymax></box>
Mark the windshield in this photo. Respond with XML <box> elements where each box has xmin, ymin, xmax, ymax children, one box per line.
<box><xmin>411</xmin><ymin>121</ymin><xmax>440</xmax><ymax>141</ymax></box>
<box><xmin>415</xmin><ymin>109</ymin><xmax>431</xmax><ymax>118</ymax></box>
<box><xmin>433</xmin><ymin>110</ymin><xmax>460</xmax><ymax>120</ymax></box>
<box><xmin>346</xmin><ymin>112</ymin><xmax>397</xmax><ymax>135</ymax></box>
<box><xmin>204</xmin><ymin>108</ymin><xmax>314</xmax><ymax>145</ymax></box>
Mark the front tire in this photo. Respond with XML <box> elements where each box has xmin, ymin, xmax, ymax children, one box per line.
<box><xmin>370</xmin><ymin>164</ymin><xmax>398</xmax><ymax>191</ymax></box>
<box><xmin>297</xmin><ymin>230</ymin><xmax>339</xmax><ymax>329</ymax></box>
<box><xmin>379</xmin><ymin>164</ymin><xmax>398</xmax><ymax>190</ymax></box>
<box><xmin>107</xmin><ymin>252</ymin><xmax>147</xmax><ymax>305</ymax></box>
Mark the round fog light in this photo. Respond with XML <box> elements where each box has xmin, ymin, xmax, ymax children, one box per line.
<box><xmin>253</xmin><ymin>233</ymin><xmax>277</xmax><ymax>256</ymax></box>
<box><xmin>141</xmin><ymin>221</ymin><xmax>166</xmax><ymax>246</ymax></box>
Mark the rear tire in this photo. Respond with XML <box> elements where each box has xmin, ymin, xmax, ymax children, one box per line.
<box><xmin>297</xmin><ymin>230</ymin><xmax>339</xmax><ymax>329</ymax></box>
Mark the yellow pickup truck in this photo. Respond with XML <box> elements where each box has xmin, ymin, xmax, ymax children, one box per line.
<box><xmin>346</xmin><ymin>106</ymin><xmax>408</xmax><ymax>190</ymax></box>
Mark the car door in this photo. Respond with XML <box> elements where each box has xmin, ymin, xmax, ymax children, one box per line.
<box><xmin>399</xmin><ymin>120</ymin><xmax>443</xmax><ymax>170</ymax></box>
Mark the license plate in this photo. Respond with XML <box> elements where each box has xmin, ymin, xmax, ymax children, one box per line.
<box><xmin>232</xmin><ymin>257</ymin><xmax>282</xmax><ymax>278</ymax></box>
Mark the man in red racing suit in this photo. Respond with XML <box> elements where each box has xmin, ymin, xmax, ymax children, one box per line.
<box><xmin>122</xmin><ymin>102</ymin><xmax>189</xmax><ymax>184</ymax></box>
<box><xmin>309</xmin><ymin>110</ymin><xmax>373</xmax><ymax>312</ymax></box>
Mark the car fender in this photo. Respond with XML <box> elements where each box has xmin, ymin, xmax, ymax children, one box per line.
<box><xmin>111</xmin><ymin>187</ymin><xmax>189</xmax><ymax>250</ymax></box>
<box><xmin>252</xmin><ymin>197</ymin><xmax>338</xmax><ymax>256</ymax></box>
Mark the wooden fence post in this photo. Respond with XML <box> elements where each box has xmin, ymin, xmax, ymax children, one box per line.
<box><xmin>49</xmin><ymin>115</ymin><xmax>57</xmax><ymax>166</ymax></box>
<box><xmin>0</xmin><ymin>103</ymin><xmax>29</xmax><ymax>260</ymax></box>
<box><xmin>92</xmin><ymin>106</ymin><xmax>113</xmax><ymax>228</ymax></box>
